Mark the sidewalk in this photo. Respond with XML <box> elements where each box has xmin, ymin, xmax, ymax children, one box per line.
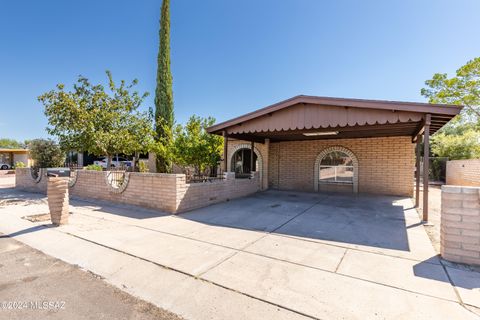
<box><xmin>0</xmin><ymin>234</ymin><xmax>183</xmax><ymax>320</ymax></box>
<box><xmin>1</xmin><ymin>185</ymin><xmax>479</xmax><ymax>320</ymax></box>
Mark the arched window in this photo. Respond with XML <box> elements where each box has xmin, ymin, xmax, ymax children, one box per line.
<box><xmin>231</xmin><ymin>148</ymin><xmax>257</xmax><ymax>178</ymax></box>
<box><xmin>319</xmin><ymin>151</ymin><xmax>354</xmax><ymax>184</ymax></box>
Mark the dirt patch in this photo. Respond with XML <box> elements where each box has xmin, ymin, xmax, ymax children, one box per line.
<box><xmin>0</xmin><ymin>198</ymin><xmax>25</xmax><ymax>206</ymax></box>
<box><xmin>22</xmin><ymin>213</ymin><xmax>51</xmax><ymax>222</ymax></box>
<box><xmin>416</xmin><ymin>185</ymin><xmax>441</xmax><ymax>253</ymax></box>
<box><xmin>0</xmin><ymin>198</ymin><xmax>47</xmax><ymax>207</ymax></box>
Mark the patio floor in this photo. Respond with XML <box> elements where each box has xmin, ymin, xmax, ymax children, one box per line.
<box><xmin>1</xmin><ymin>187</ymin><xmax>479</xmax><ymax>319</ymax></box>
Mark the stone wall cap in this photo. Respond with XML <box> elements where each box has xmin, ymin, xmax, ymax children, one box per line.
<box><xmin>442</xmin><ymin>185</ymin><xmax>463</xmax><ymax>193</ymax></box>
<box><xmin>461</xmin><ymin>186</ymin><xmax>480</xmax><ymax>194</ymax></box>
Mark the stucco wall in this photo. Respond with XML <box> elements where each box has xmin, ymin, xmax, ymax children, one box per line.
<box><xmin>230</xmin><ymin>136</ymin><xmax>415</xmax><ymax>197</ymax></box>
<box><xmin>15</xmin><ymin>168</ymin><xmax>259</xmax><ymax>213</ymax></box>
<box><xmin>441</xmin><ymin>185</ymin><xmax>480</xmax><ymax>266</ymax></box>
<box><xmin>446</xmin><ymin>159</ymin><xmax>480</xmax><ymax>187</ymax></box>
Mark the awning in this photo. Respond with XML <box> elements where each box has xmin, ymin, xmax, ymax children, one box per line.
<box><xmin>207</xmin><ymin>95</ymin><xmax>462</xmax><ymax>142</ymax></box>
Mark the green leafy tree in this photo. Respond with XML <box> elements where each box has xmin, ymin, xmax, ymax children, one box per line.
<box><xmin>422</xmin><ymin>57</ymin><xmax>480</xmax><ymax>126</ymax></box>
<box><xmin>422</xmin><ymin>57</ymin><xmax>480</xmax><ymax>159</ymax></box>
<box><xmin>28</xmin><ymin>139</ymin><xmax>64</xmax><ymax>168</ymax></box>
<box><xmin>154</xmin><ymin>0</ymin><xmax>174</xmax><ymax>172</ymax></box>
<box><xmin>0</xmin><ymin>138</ymin><xmax>26</xmax><ymax>149</ymax></box>
<box><xmin>431</xmin><ymin>130</ymin><xmax>480</xmax><ymax>160</ymax></box>
<box><xmin>38</xmin><ymin>72</ymin><xmax>154</xmax><ymax>168</ymax></box>
<box><xmin>173</xmin><ymin>116</ymin><xmax>223</xmax><ymax>175</ymax></box>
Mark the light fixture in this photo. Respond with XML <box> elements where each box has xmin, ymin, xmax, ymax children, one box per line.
<box><xmin>303</xmin><ymin>131</ymin><xmax>339</xmax><ymax>136</ymax></box>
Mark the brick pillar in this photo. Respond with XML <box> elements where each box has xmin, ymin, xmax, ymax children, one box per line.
<box><xmin>441</xmin><ymin>185</ymin><xmax>480</xmax><ymax>266</ymax></box>
<box><xmin>263</xmin><ymin>138</ymin><xmax>270</xmax><ymax>190</ymax></box>
<box><xmin>47</xmin><ymin>177</ymin><xmax>70</xmax><ymax>225</ymax></box>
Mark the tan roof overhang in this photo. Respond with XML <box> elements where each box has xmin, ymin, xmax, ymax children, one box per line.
<box><xmin>207</xmin><ymin>95</ymin><xmax>462</xmax><ymax>143</ymax></box>
<box><xmin>0</xmin><ymin>148</ymin><xmax>29</xmax><ymax>153</ymax></box>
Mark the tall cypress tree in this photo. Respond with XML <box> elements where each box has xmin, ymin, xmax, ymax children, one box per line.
<box><xmin>155</xmin><ymin>0</ymin><xmax>174</xmax><ymax>172</ymax></box>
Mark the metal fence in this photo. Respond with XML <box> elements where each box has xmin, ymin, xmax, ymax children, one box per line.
<box><xmin>106</xmin><ymin>171</ymin><xmax>126</xmax><ymax>188</ymax></box>
<box><xmin>186</xmin><ymin>167</ymin><xmax>224</xmax><ymax>183</ymax></box>
<box><xmin>419</xmin><ymin>157</ymin><xmax>448</xmax><ymax>183</ymax></box>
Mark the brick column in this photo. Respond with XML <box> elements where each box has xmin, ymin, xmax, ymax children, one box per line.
<box><xmin>47</xmin><ymin>177</ymin><xmax>70</xmax><ymax>225</ymax></box>
<box><xmin>441</xmin><ymin>185</ymin><xmax>480</xmax><ymax>266</ymax></box>
<box><xmin>263</xmin><ymin>138</ymin><xmax>269</xmax><ymax>190</ymax></box>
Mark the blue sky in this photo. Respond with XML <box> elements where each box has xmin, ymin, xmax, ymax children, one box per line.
<box><xmin>0</xmin><ymin>0</ymin><xmax>479</xmax><ymax>141</ymax></box>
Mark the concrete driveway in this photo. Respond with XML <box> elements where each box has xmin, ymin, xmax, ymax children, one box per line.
<box><xmin>1</xmin><ymin>188</ymin><xmax>479</xmax><ymax>319</ymax></box>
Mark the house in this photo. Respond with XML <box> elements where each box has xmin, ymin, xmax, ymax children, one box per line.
<box><xmin>207</xmin><ymin>95</ymin><xmax>462</xmax><ymax>220</ymax></box>
<box><xmin>0</xmin><ymin>148</ymin><xmax>31</xmax><ymax>168</ymax></box>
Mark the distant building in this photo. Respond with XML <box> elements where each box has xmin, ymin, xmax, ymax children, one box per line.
<box><xmin>0</xmin><ymin>148</ymin><xmax>32</xmax><ymax>168</ymax></box>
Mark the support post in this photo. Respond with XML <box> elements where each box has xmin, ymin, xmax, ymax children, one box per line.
<box><xmin>423</xmin><ymin>114</ymin><xmax>431</xmax><ymax>222</ymax></box>
<box><xmin>250</xmin><ymin>140</ymin><xmax>255</xmax><ymax>173</ymax></box>
<box><xmin>223</xmin><ymin>131</ymin><xmax>228</xmax><ymax>172</ymax></box>
<box><xmin>415</xmin><ymin>136</ymin><xmax>421</xmax><ymax>207</ymax></box>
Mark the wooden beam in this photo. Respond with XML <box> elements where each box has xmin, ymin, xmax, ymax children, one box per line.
<box><xmin>412</xmin><ymin>119</ymin><xmax>426</xmax><ymax>142</ymax></box>
<box><xmin>415</xmin><ymin>136</ymin><xmax>421</xmax><ymax>207</ymax></box>
<box><xmin>223</xmin><ymin>131</ymin><xmax>228</xmax><ymax>172</ymax></box>
<box><xmin>423</xmin><ymin>114</ymin><xmax>431</xmax><ymax>222</ymax></box>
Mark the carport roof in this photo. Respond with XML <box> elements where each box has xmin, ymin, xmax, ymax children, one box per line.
<box><xmin>0</xmin><ymin>148</ymin><xmax>29</xmax><ymax>153</ymax></box>
<box><xmin>207</xmin><ymin>95</ymin><xmax>462</xmax><ymax>142</ymax></box>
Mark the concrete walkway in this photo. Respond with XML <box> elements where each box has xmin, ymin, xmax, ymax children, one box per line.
<box><xmin>0</xmin><ymin>234</ymin><xmax>183</xmax><ymax>320</ymax></box>
<box><xmin>1</xmin><ymin>185</ymin><xmax>479</xmax><ymax>320</ymax></box>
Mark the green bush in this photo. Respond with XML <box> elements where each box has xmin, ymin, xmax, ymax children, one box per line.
<box><xmin>15</xmin><ymin>161</ymin><xmax>26</xmax><ymax>168</ymax></box>
<box><xmin>28</xmin><ymin>139</ymin><xmax>64</xmax><ymax>168</ymax></box>
<box><xmin>138</xmin><ymin>161</ymin><xmax>149</xmax><ymax>173</ymax></box>
<box><xmin>85</xmin><ymin>164</ymin><xmax>103</xmax><ymax>171</ymax></box>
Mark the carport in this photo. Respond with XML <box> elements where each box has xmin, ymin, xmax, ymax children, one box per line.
<box><xmin>208</xmin><ymin>95</ymin><xmax>462</xmax><ymax>221</ymax></box>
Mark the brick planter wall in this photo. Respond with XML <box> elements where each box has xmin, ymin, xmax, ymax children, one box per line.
<box><xmin>15</xmin><ymin>168</ymin><xmax>260</xmax><ymax>214</ymax></box>
<box><xmin>446</xmin><ymin>159</ymin><xmax>480</xmax><ymax>186</ymax></box>
<box><xmin>441</xmin><ymin>185</ymin><xmax>480</xmax><ymax>266</ymax></box>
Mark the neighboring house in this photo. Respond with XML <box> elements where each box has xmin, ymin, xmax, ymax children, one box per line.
<box><xmin>207</xmin><ymin>95</ymin><xmax>461</xmax><ymax>219</ymax></box>
<box><xmin>0</xmin><ymin>148</ymin><xmax>32</xmax><ymax>168</ymax></box>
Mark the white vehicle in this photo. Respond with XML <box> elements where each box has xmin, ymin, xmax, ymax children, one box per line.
<box><xmin>93</xmin><ymin>157</ymin><xmax>132</xmax><ymax>169</ymax></box>
<box><xmin>0</xmin><ymin>163</ymin><xmax>10</xmax><ymax>170</ymax></box>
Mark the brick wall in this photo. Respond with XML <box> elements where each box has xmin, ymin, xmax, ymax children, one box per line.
<box><xmin>70</xmin><ymin>171</ymin><xmax>180</xmax><ymax>212</ymax></box>
<box><xmin>230</xmin><ymin>136</ymin><xmax>414</xmax><ymax>197</ymax></box>
<box><xmin>226</xmin><ymin>139</ymin><xmax>269</xmax><ymax>190</ymax></box>
<box><xmin>446</xmin><ymin>159</ymin><xmax>480</xmax><ymax>187</ymax></box>
<box><xmin>15</xmin><ymin>168</ymin><xmax>47</xmax><ymax>193</ymax></box>
<box><xmin>177</xmin><ymin>172</ymin><xmax>260</xmax><ymax>212</ymax></box>
<box><xmin>441</xmin><ymin>185</ymin><xmax>480</xmax><ymax>266</ymax></box>
<box><xmin>15</xmin><ymin>168</ymin><xmax>259</xmax><ymax>213</ymax></box>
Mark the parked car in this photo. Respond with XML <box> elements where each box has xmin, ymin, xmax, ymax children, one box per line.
<box><xmin>0</xmin><ymin>163</ymin><xmax>10</xmax><ymax>170</ymax></box>
<box><xmin>93</xmin><ymin>157</ymin><xmax>132</xmax><ymax>169</ymax></box>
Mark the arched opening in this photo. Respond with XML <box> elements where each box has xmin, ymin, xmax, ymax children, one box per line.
<box><xmin>314</xmin><ymin>147</ymin><xmax>358</xmax><ymax>193</ymax></box>
<box><xmin>231</xmin><ymin>148</ymin><xmax>258</xmax><ymax>178</ymax></box>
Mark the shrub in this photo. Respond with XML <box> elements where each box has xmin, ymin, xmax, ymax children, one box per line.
<box><xmin>85</xmin><ymin>164</ymin><xmax>103</xmax><ymax>171</ymax></box>
<box><xmin>15</xmin><ymin>161</ymin><xmax>26</xmax><ymax>168</ymax></box>
<box><xmin>28</xmin><ymin>139</ymin><xmax>64</xmax><ymax>168</ymax></box>
<box><xmin>138</xmin><ymin>160</ymin><xmax>149</xmax><ymax>173</ymax></box>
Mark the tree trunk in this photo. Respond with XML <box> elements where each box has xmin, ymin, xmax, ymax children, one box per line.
<box><xmin>133</xmin><ymin>152</ymin><xmax>139</xmax><ymax>172</ymax></box>
<box><xmin>106</xmin><ymin>155</ymin><xmax>112</xmax><ymax>169</ymax></box>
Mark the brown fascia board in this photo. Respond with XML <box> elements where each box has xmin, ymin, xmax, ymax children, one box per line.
<box><xmin>207</xmin><ymin>95</ymin><xmax>463</xmax><ymax>134</ymax></box>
